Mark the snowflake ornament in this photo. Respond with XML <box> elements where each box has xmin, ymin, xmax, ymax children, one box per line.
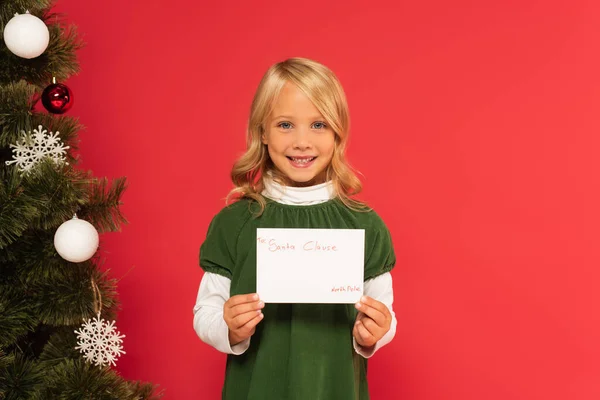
<box><xmin>74</xmin><ymin>313</ymin><xmax>126</xmax><ymax>367</ymax></box>
<box><xmin>5</xmin><ymin>125</ymin><xmax>69</xmax><ymax>174</ymax></box>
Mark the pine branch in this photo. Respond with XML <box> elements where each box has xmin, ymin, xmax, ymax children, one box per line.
<box><xmin>0</xmin><ymin>287</ymin><xmax>37</xmax><ymax>348</ymax></box>
<box><xmin>0</xmin><ymin>351</ymin><xmax>11</xmax><ymax>398</ymax></box>
<box><xmin>33</xmin><ymin>112</ymin><xmax>83</xmax><ymax>160</ymax></box>
<box><xmin>80</xmin><ymin>177</ymin><xmax>128</xmax><ymax>233</ymax></box>
<box><xmin>1</xmin><ymin>350</ymin><xmax>164</xmax><ymax>399</ymax></box>
<box><xmin>0</xmin><ymin>166</ymin><xmax>43</xmax><ymax>249</ymax></box>
<box><xmin>40</xmin><ymin>10</ymin><xmax>82</xmax><ymax>84</ymax></box>
<box><xmin>48</xmin><ymin>359</ymin><xmax>127</xmax><ymax>398</ymax></box>
<box><xmin>91</xmin><ymin>265</ymin><xmax>120</xmax><ymax>322</ymax></box>
<box><xmin>0</xmin><ymin>352</ymin><xmax>44</xmax><ymax>399</ymax></box>
<box><xmin>33</xmin><ymin>261</ymin><xmax>119</xmax><ymax>326</ymax></box>
<box><xmin>23</xmin><ymin>161</ymin><xmax>91</xmax><ymax>231</ymax></box>
<box><xmin>37</xmin><ymin>323</ymin><xmax>164</xmax><ymax>398</ymax></box>
<box><xmin>33</xmin><ymin>359</ymin><xmax>142</xmax><ymax>400</ymax></box>
<box><xmin>126</xmin><ymin>381</ymin><xmax>165</xmax><ymax>400</ymax></box>
<box><xmin>37</xmin><ymin>326</ymin><xmax>79</xmax><ymax>366</ymax></box>
<box><xmin>1</xmin><ymin>158</ymin><xmax>125</xmax><ymax>247</ymax></box>
<box><xmin>0</xmin><ymin>80</ymin><xmax>35</xmax><ymax>146</ymax></box>
<box><xmin>3</xmin><ymin>228</ymin><xmax>69</xmax><ymax>284</ymax></box>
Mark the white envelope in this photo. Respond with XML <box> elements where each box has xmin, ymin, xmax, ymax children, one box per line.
<box><xmin>256</xmin><ymin>228</ymin><xmax>365</xmax><ymax>303</ymax></box>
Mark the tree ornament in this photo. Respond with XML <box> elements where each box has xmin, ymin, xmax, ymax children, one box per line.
<box><xmin>42</xmin><ymin>77</ymin><xmax>74</xmax><ymax>114</ymax></box>
<box><xmin>2</xmin><ymin>10</ymin><xmax>50</xmax><ymax>59</ymax></box>
<box><xmin>74</xmin><ymin>312</ymin><xmax>126</xmax><ymax>367</ymax></box>
<box><xmin>74</xmin><ymin>279</ymin><xmax>125</xmax><ymax>367</ymax></box>
<box><xmin>54</xmin><ymin>214</ymin><xmax>99</xmax><ymax>263</ymax></box>
<box><xmin>5</xmin><ymin>125</ymin><xmax>69</xmax><ymax>174</ymax></box>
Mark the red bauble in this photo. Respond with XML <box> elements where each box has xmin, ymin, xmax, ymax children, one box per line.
<box><xmin>42</xmin><ymin>82</ymin><xmax>73</xmax><ymax>114</ymax></box>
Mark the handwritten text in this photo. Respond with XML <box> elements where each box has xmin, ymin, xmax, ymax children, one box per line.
<box><xmin>257</xmin><ymin>237</ymin><xmax>339</xmax><ymax>253</ymax></box>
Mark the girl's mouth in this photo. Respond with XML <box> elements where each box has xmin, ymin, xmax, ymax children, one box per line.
<box><xmin>286</xmin><ymin>156</ymin><xmax>316</xmax><ymax>168</ymax></box>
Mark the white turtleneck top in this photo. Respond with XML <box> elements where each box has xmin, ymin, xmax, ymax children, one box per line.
<box><xmin>193</xmin><ymin>179</ymin><xmax>396</xmax><ymax>358</ymax></box>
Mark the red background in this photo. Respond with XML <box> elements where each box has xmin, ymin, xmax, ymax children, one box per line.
<box><xmin>52</xmin><ymin>0</ymin><xmax>600</xmax><ymax>399</ymax></box>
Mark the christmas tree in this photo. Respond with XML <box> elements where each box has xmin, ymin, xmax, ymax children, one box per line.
<box><xmin>0</xmin><ymin>2</ymin><xmax>161</xmax><ymax>398</ymax></box>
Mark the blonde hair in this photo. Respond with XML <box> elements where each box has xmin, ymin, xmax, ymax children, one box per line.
<box><xmin>227</xmin><ymin>57</ymin><xmax>370</xmax><ymax>215</ymax></box>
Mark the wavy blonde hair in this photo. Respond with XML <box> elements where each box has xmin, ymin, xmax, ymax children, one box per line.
<box><xmin>226</xmin><ymin>57</ymin><xmax>370</xmax><ymax>215</ymax></box>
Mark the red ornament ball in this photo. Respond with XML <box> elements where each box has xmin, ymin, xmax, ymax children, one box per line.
<box><xmin>41</xmin><ymin>82</ymin><xmax>73</xmax><ymax>114</ymax></box>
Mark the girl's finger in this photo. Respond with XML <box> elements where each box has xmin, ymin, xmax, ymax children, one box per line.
<box><xmin>361</xmin><ymin>297</ymin><xmax>390</xmax><ymax>314</ymax></box>
<box><xmin>360</xmin><ymin>316</ymin><xmax>383</xmax><ymax>340</ymax></box>
<box><xmin>230</xmin><ymin>309</ymin><xmax>263</xmax><ymax>329</ymax></box>
<box><xmin>241</xmin><ymin>311</ymin><xmax>265</xmax><ymax>331</ymax></box>
<box><xmin>227</xmin><ymin>293</ymin><xmax>260</xmax><ymax>307</ymax></box>
<box><xmin>352</xmin><ymin>322</ymin><xmax>362</xmax><ymax>344</ymax></box>
<box><xmin>356</xmin><ymin>321</ymin><xmax>374</xmax><ymax>344</ymax></box>
<box><xmin>230</xmin><ymin>300</ymin><xmax>264</xmax><ymax>317</ymax></box>
<box><xmin>355</xmin><ymin>301</ymin><xmax>387</xmax><ymax>327</ymax></box>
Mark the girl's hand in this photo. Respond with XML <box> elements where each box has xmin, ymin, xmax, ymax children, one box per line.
<box><xmin>223</xmin><ymin>293</ymin><xmax>265</xmax><ymax>346</ymax></box>
<box><xmin>353</xmin><ymin>296</ymin><xmax>392</xmax><ymax>350</ymax></box>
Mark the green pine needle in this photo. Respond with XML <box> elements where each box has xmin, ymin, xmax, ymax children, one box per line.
<box><xmin>0</xmin><ymin>352</ymin><xmax>45</xmax><ymax>399</ymax></box>
<box><xmin>33</xmin><ymin>262</ymin><xmax>119</xmax><ymax>326</ymax></box>
<box><xmin>37</xmin><ymin>326</ymin><xmax>80</xmax><ymax>366</ymax></box>
<box><xmin>0</xmin><ymin>288</ymin><xmax>37</xmax><ymax>348</ymax></box>
<box><xmin>0</xmin><ymin>80</ymin><xmax>36</xmax><ymax>146</ymax></box>
<box><xmin>33</xmin><ymin>358</ymin><xmax>163</xmax><ymax>400</ymax></box>
<box><xmin>81</xmin><ymin>177</ymin><xmax>128</xmax><ymax>233</ymax></box>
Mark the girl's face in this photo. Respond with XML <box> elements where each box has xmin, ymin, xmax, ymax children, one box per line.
<box><xmin>262</xmin><ymin>81</ymin><xmax>335</xmax><ymax>187</ymax></box>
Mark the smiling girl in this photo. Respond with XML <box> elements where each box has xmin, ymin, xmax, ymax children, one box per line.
<box><xmin>193</xmin><ymin>57</ymin><xmax>397</xmax><ymax>400</ymax></box>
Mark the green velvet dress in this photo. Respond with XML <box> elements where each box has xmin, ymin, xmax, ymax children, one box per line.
<box><xmin>199</xmin><ymin>197</ymin><xmax>396</xmax><ymax>400</ymax></box>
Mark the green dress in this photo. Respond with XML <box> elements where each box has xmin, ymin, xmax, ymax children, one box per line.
<box><xmin>199</xmin><ymin>197</ymin><xmax>396</xmax><ymax>400</ymax></box>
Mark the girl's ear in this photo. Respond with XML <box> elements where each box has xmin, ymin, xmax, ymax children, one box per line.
<box><xmin>261</xmin><ymin>132</ymin><xmax>267</xmax><ymax>144</ymax></box>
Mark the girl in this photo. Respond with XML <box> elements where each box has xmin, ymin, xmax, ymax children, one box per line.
<box><xmin>193</xmin><ymin>57</ymin><xmax>397</xmax><ymax>400</ymax></box>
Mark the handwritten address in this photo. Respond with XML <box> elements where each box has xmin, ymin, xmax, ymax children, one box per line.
<box><xmin>331</xmin><ymin>285</ymin><xmax>361</xmax><ymax>293</ymax></box>
<box><xmin>257</xmin><ymin>236</ymin><xmax>338</xmax><ymax>252</ymax></box>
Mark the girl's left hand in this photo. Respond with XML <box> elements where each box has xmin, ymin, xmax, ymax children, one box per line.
<box><xmin>353</xmin><ymin>296</ymin><xmax>392</xmax><ymax>349</ymax></box>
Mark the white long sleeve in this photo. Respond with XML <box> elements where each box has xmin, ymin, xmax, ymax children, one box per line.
<box><xmin>352</xmin><ymin>272</ymin><xmax>397</xmax><ymax>358</ymax></box>
<box><xmin>192</xmin><ymin>272</ymin><xmax>250</xmax><ymax>355</ymax></box>
<box><xmin>193</xmin><ymin>271</ymin><xmax>396</xmax><ymax>358</ymax></box>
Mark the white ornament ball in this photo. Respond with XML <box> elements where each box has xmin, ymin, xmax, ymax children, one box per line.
<box><xmin>54</xmin><ymin>216</ymin><xmax>99</xmax><ymax>263</ymax></box>
<box><xmin>3</xmin><ymin>11</ymin><xmax>50</xmax><ymax>59</ymax></box>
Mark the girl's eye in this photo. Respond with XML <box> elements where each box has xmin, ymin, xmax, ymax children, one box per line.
<box><xmin>277</xmin><ymin>121</ymin><xmax>327</xmax><ymax>130</ymax></box>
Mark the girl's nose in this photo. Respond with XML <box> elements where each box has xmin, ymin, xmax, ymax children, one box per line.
<box><xmin>292</xmin><ymin>128</ymin><xmax>311</xmax><ymax>149</ymax></box>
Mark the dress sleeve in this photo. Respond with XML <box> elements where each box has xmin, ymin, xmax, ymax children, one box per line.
<box><xmin>199</xmin><ymin>201</ymin><xmax>250</xmax><ymax>279</ymax></box>
<box><xmin>363</xmin><ymin>211</ymin><xmax>396</xmax><ymax>281</ymax></box>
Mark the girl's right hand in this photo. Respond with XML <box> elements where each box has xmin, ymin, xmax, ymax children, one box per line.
<box><xmin>223</xmin><ymin>293</ymin><xmax>265</xmax><ymax>346</ymax></box>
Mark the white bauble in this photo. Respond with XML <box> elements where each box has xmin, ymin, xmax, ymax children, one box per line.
<box><xmin>3</xmin><ymin>11</ymin><xmax>50</xmax><ymax>59</ymax></box>
<box><xmin>54</xmin><ymin>216</ymin><xmax>99</xmax><ymax>263</ymax></box>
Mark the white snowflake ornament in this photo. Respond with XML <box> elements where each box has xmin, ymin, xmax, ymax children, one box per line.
<box><xmin>74</xmin><ymin>313</ymin><xmax>126</xmax><ymax>367</ymax></box>
<box><xmin>5</xmin><ymin>125</ymin><xmax>69</xmax><ymax>174</ymax></box>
